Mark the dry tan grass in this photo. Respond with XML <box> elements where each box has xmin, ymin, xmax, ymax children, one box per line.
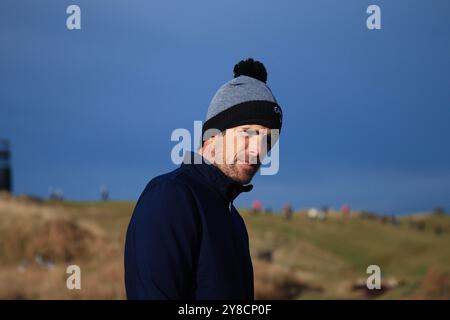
<box><xmin>411</xmin><ymin>267</ymin><xmax>450</xmax><ymax>299</ymax></box>
<box><xmin>0</xmin><ymin>195</ymin><xmax>317</xmax><ymax>299</ymax></box>
<box><xmin>0</xmin><ymin>196</ymin><xmax>105</xmax><ymax>264</ymax></box>
<box><xmin>253</xmin><ymin>259</ymin><xmax>322</xmax><ymax>299</ymax></box>
<box><xmin>0</xmin><ymin>195</ymin><xmax>121</xmax><ymax>299</ymax></box>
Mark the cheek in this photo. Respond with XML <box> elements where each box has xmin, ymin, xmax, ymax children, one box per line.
<box><xmin>219</xmin><ymin>138</ymin><xmax>236</xmax><ymax>163</ymax></box>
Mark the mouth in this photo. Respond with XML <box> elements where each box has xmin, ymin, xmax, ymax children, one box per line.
<box><xmin>240</xmin><ymin>163</ymin><xmax>259</xmax><ymax>171</ymax></box>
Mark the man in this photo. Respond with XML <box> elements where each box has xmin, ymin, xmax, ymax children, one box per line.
<box><xmin>124</xmin><ymin>58</ymin><xmax>283</xmax><ymax>299</ymax></box>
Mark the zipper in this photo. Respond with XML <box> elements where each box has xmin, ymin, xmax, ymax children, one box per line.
<box><xmin>229</xmin><ymin>201</ymin><xmax>232</xmax><ymax>213</ymax></box>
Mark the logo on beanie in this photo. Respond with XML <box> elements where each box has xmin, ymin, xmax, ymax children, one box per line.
<box><xmin>274</xmin><ymin>106</ymin><xmax>282</xmax><ymax>125</ymax></box>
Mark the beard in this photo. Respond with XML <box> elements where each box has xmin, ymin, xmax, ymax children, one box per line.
<box><xmin>216</xmin><ymin>162</ymin><xmax>260</xmax><ymax>185</ymax></box>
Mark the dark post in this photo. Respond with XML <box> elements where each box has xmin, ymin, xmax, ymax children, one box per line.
<box><xmin>0</xmin><ymin>139</ymin><xmax>12</xmax><ymax>192</ymax></box>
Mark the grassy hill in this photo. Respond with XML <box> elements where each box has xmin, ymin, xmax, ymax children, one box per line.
<box><xmin>0</xmin><ymin>193</ymin><xmax>449</xmax><ymax>299</ymax></box>
<box><xmin>244</xmin><ymin>210</ymin><xmax>450</xmax><ymax>299</ymax></box>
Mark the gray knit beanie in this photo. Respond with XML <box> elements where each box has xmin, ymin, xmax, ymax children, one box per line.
<box><xmin>202</xmin><ymin>58</ymin><xmax>283</xmax><ymax>137</ymax></box>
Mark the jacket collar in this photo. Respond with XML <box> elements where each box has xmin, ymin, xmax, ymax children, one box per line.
<box><xmin>182</xmin><ymin>151</ymin><xmax>253</xmax><ymax>202</ymax></box>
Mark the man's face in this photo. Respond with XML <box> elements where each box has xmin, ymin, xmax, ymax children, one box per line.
<box><xmin>202</xmin><ymin>124</ymin><xmax>274</xmax><ymax>185</ymax></box>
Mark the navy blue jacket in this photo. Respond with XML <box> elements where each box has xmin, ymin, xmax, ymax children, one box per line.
<box><xmin>124</xmin><ymin>152</ymin><xmax>254</xmax><ymax>299</ymax></box>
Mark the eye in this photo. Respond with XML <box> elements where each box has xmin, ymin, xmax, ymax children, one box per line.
<box><xmin>236</xmin><ymin>129</ymin><xmax>249</xmax><ymax>137</ymax></box>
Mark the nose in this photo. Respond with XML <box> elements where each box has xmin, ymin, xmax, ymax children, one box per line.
<box><xmin>246</xmin><ymin>135</ymin><xmax>261</xmax><ymax>164</ymax></box>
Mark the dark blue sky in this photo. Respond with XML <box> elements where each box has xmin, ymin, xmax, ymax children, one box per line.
<box><xmin>1</xmin><ymin>0</ymin><xmax>449</xmax><ymax>214</ymax></box>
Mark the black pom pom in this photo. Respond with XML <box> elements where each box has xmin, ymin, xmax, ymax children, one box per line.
<box><xmin>233</xmin><ymin>58</ymin><xmax>268</xmax><ymax>83</ymax></box>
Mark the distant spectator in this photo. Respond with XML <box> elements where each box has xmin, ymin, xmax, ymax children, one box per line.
<box><xmin>282</xmin><ymin>203</ymin><xmax>293</xmax><ymax>220</ymax></box>
<box><xmin>100</xmin><ymin>185</ymin><xmax>109</xmax><ymax>201</ymax></box>
<box><xmin>318</xmin><ymin>205</ymin><xmax>328</xmax><ymax>221</ymax></box>
<box><xmin>252</xmin><ymin>199</ymin><xmax>262</xmax><ymax>214</ymax></box>
<box><xmin>341</xmin><ymin>204</ymin><xmax>350</xmax><ymax>219</ymax></box>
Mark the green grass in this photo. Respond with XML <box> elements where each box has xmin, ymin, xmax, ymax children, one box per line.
<box><xmin>240</xmin><ymin>210</ymin><xmax>450</xmax><ymax>298</ymax></box>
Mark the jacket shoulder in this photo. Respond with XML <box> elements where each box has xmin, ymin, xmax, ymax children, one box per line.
<box><xmin>134</xmin><ymin>165</ymin><xmax>201</xmax><ymax>214</ymax></box>
<box><xmin>151</xmin><ymin>165</ymin><xmax>188</xmax><ymax>184</ymax></box>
